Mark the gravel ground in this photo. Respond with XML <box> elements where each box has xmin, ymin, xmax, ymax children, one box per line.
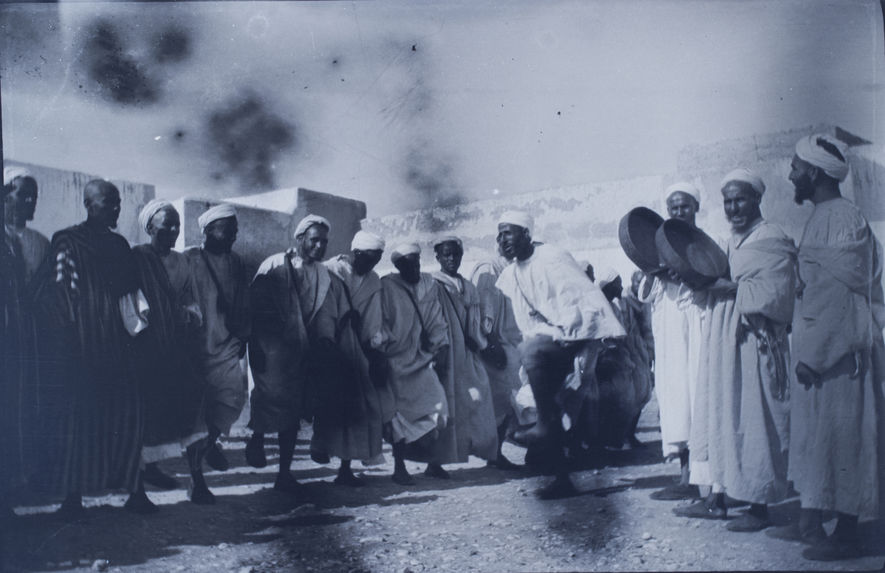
<box><xmin>2</xmin><ymin>397</ymin><xmax>883</xmax><ymax>572</ymax></box>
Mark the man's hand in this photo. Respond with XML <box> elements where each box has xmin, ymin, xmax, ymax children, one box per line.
<box><xmin>481</xmin><ymin>342</ymin><xmax>507</xmax><ymax>369</ymax></box>
<box><xmin>795</xmin><ymin>361</ymin><xmax>821</xmax><ymax>389</ymax></box>
<box><xmin>706</xmin><ymin>277</ymin><xmax>738</xmax><ymax>297</ymax></box>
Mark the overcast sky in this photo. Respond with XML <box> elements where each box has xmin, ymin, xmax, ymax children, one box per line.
<box><xmin>2</xmin><ymin>0</ymin><xmax>883</xmax><ymax>216</ymax></box>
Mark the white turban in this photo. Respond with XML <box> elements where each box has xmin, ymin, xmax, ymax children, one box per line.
<box><xmin>294</xmin><ymin>214</ymin><xmax>331</xmax><ymax>238</ymax></box>
<box><xmin>597</xmin><ymin>266</ymin><xmax>620</xmax><ymax>288</ymax></box>
<box><xmin>433</xmin><ymin>236</ymin><xmax>463</xmax><ymax>249</ymax></box>
<box><xmin>351</xmin><ymin>230</ymin><xmax>385</xmax><ymax>251</ymax></box>
<box><xmin>198</xmin><ymin>203</ymin><xmax>237</xmax><ymax>232</ymax></box>
<box><xmin>390</xmin><ymin>242</ymin><xmax>420</xmax><ymax>264</ymax></box>
<box><xmin>497</xmin><ymin>210</ymin><xmax>534</xmax><ymax>235</ymax></box>
<box><xmin>3</xmin><ymin>166</ymin><xmax>32</xmax><ymax>186</ymax></box>
<box><xmin>795</xmin><ymin>133</ymin><xmax>850</xmax><ymax>182</ymax></box>
<box><xmin>720</xmin><ymin>168</ymin><xmax>766</xmax><ymax>196</ymax></box>
<box><xmin>138</xmin><ymin>199</ymin><xmax>175</xmax><ymax>233</ymax></box>
<box><xmin>665</xmin><ymin>182</ymin><xmax>701</xmax><ymax>205</ymax></box>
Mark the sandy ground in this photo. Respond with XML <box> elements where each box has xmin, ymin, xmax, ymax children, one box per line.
<box><xmin>2</xmin><ymin>397</ymin><xmax>884</xmax><ymax>573</ymax></box>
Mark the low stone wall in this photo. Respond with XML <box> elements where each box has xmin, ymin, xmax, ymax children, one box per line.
<box><xmin>363</xmin><ymin>125</ymin><xmax>884</xmax><ymax>282</ymax></box>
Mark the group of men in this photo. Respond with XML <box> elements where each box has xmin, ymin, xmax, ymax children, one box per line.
<box><xmin>635</xmin><ymin>133</ymin><xmax>884</xmax><ymax>562</ymax></box>
<box><xmin>0</xmin><ymin>131</ymin><xmax>881</xmax><ymax>564</ymax></box>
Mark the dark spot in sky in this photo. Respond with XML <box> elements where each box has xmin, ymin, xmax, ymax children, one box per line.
<box><xmin>557</xmin><ymin>111</ymin><xmax>561</xmax><ymax>116</ymax></box>
<box><xmin>206</xmin><ymin>93</ymin><xmax>296</xmax><ymax>192</ymax></box>
<box><xmin>152</xmin><ymin>26</ymin><xmax>191</xmax><ymax>64</ymax></box>
<box><xmin>81</xmin><ymin>19</ymin><xmax>159</xmax><ymax>106</ymax></box>
<box><xmin>411</xmin><ymin>44</ymin><xmax>417</xmax><ymax>52</ymax></box>
<box><xmin>332</xmin><ymin>59</ymin><xmax>338</xmax><ymax>65</ymax></box>
<box><xmin>174</xmin><ymin>129</ymin><xmax>186</xmax><ymax>141</ymax></box>
<box><xmin>404</xmin><ymin>146</ymin><xmax>464</xmax><ymax>229</ymax></box>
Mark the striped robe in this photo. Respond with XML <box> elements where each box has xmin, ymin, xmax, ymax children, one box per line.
<box><xmin>30</xmin><ymin>223</ymin><xmax>143</xmax><ymax>495</ymax></box>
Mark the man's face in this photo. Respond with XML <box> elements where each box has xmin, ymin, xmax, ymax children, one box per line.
<box><xmin>496</xmin><ymin>223</ymin><xmax>531</xmax><ymax>260</ymax></box>
<box><xmin>87</xmin><ymin>187</ymin><xmax>122</xmax><ymax>229</ymax></box>
<box><xmin>148</xmin><ymin>207</ymin><xmax>181</xmax><ymax>251</ymax></box>
<box><xmin>204</xmin><ymin>216</ymin><xmax>238</xmax><ymax>253</ymax></box>
<box><xmin>666</xmin><ymin>192</ymin><xmax>698</xmax><ymax>226</ymax></box>
<box><xmin>631</xmin><ymin>270</ymin><xmax>644</xmax><ymax>297</ymax></box>
<box><xmin>5</xmin><ymin>177</ymin><xmax>38</xmax><ymax>223</ymax></box>
<box><xmin>435</xmin><ymin>242</ymin><xmax>463</xmax><ymax>277</ymax></box>
<box><xmin>394</xmin><ymin>253</ymin><xmax>421</xmax><ymax>284</ymax></box>
<box><xmin>789</xmin><ymin>155</ymin><xmax>815</xmax><ymax>205</ymax></box>
<box><xmin>352</xmin><ymin>249</ymin><xmax>383</xmax><ymax>275</ymax></box>
<box><xmin>721</xmin><ymin>182</ymin><xmax>761</xmax><ymax>233</ymax></box>
<box><xmin>297</xmin><ymin>225</ymin><xmax>329</xmax><ymax>262</ymax></box>
<box><xmin>602</xmin><ymin>276</ymin><xmax>623</xmax><ymax>302</ymax></box>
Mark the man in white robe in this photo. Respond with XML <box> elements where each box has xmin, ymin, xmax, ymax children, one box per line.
<box><xmin>638</xmin><ymin>182</ymin><xmax>706</xmax><ymax>500</ymax></box>
<box><xmin>678</xmin><ymin>169</ymin><xmax>795</xmax><ymax>531</ymax></box>
<box><xmin>495</xmin><ymin>211</ymin><xmax>624</xmax><ymax>498</ymax></box>
<box><xmin>767</xmin><ymin>133</ymin><xmax>885</xmax><ymax>561</ymax></box>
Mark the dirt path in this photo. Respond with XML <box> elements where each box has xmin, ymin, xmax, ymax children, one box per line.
<box><xmin>2</xmin><ymin>400</ymin><xmax>883</xmax><ymax>572</ymax></box>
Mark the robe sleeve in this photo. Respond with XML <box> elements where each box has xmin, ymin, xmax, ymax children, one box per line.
<box><xmin>422</xmin><ymin>281</ymin><xmax>450</xmax><ymax>354</ymax></box>
<box><xmin>735</xmin><ymin>242</ymin><xmax>797</xmax><ymax>325</ymax></box>
<box><xmin>472</xmin><ymin>266</ymin><xmax>499</xmax><ymax>335</ymax></box>
<box><xmin>464</xmin><ymin>281</ymin><xmax>488</xmax><ymax>351</ymax></box>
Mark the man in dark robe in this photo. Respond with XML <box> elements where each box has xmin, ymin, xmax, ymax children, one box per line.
<box><xmin>429</xmin><ymin>237</ymin><xmax>498</xmax><ymax>475</ymax></box>
<box><xmin>245</xmin><ymin>215</ymin><xmax>338</xmax><ymax>494</ymax></box>
<box><xmin>185</xmin><ymin>204</ymin><xmax>251</xmax><ymax>473</ymax></box>
<box><xmin>1</xmin><ymin>170</ymin><xmax>31</xmax><ymax>520</ymax></box>
<box><xmin>314</xmin><ymin>230</ymin><xmax>395</xmax><ymax>485</ymax></box>
<box><xmin>29</xmin><ymin>179</ymin><xmax>148</xmax><ymax>515</ymax></box>
<box><xmin>132</xmin><ymin>200</ymin><xmax>211</xmax><ymax>504</ymax></box>
<box><xmin>4</xmin><ymin>167</ymin><xmax>49</xmax><ymax>283</ymax></box>
<box><xmin>381</xmin><ymin>243</ymin><xmax>450</xmax><ymax>485</ymax></box>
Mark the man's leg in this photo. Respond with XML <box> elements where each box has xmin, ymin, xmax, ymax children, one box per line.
<box><xmin>245</xmin><ymin>432</ymin><xmax>267</xmax><ymax>469</ymax></box>
<box><xmin>516</xmin><ymin>336</ymin><xmax>580</xmax><ymax>499</ymax></box>
<box><xmin>650</xmin><ymin>445</ymin><xmax>699</xmax><ymax>500</ymax></box>
<box><xmin>142</xmin><ymin>461</ymin><xmax>179</xmax><ymax>490</ymax></box>
<box><xmin>204</xmin><ymin>425</ymin><xmax>229</xmax><ymax>472</ymax></box>
<box><xmin>274</xmin><ymin>426</ymin><xmax>303</xmax><ymax>494</ymax></box>
<box><xmin>335</xmin><ymin>460</ymin><xmax>366</xmax><ymax>487</ymax></box>
<box><xmin>391</xmin><ymin>441</ymin><xmax>415</xmax><ymax>486</ymax></box>
<box><xmin>124</xmin><ymin>470</ymin><xmax>159</xmax><ymax>514</ymax></box>
<box><xmin>186</xmin><ymin>438</ymin><xmax>215</xmax><ymax>505</ymax></box>
<box><xmin>768</xmin><ymin>507</ymin><xmax>826</xmax><ymax>543</ymax></box>
<box><xmin>803</xmin><ymin>512</ymin><xmax>863</xmax><ymax>561</ymax></box>
<box><xmin>488</xmin><ymin>420</ymin><xmax>520</xmax><ymax>470</ymax></box>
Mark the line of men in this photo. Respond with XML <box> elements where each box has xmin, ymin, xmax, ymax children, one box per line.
<box><xmin>0</xmin><ymin>131</ymin><xmax>881</xmax><ymax>563</ymax></box>
<box><xmin>635</xmin><ymin>133</ymin><xmax>884</xmax><ymax>562</ymax></box>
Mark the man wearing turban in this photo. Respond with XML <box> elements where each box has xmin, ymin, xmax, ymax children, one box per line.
<box><xmin>680</xmin><ymin>169</ymin><xmax>795</xmax><ymax>530</ymax></box>
<box><xmin>428</xmin><ymin>236</ymin><xmax>499</xmax><ymax>474</ymax></box>
<box><xmin>131</xmin><ymin>201</ymin><xmax>211</xmax><ymax>504</ymax></box>
<box><xmin>310</xmin><ymin>230</ymin><xmax>396</xmax><ymax>485</ymax></box>
<box><xmin>767</xmin><ymin>134</ymin><xmax>884</xmax><ymax>561</ymax></box>
<box><xmin>638</xmin><ymin>182</ymin><xmax>707</xmax><ymax>501</ymax></box>
<box><xmin>380</xmin><ymin>243</ymin><xmax>451</xmax><ymax>485</ymax></box>
<box><xmin>185</xmin><ymin>203</ymin><xmax>251</xmax><ymax>477</ymax></box>
<box><xmin>244</xmin><ymin>214</ymin><xmax>336</xmax><ymax>493</ymax></box>
<box><xmin>494</xmin><ymin>210</ymin><xmax>625</xmax><ymax>498</ymax></box>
